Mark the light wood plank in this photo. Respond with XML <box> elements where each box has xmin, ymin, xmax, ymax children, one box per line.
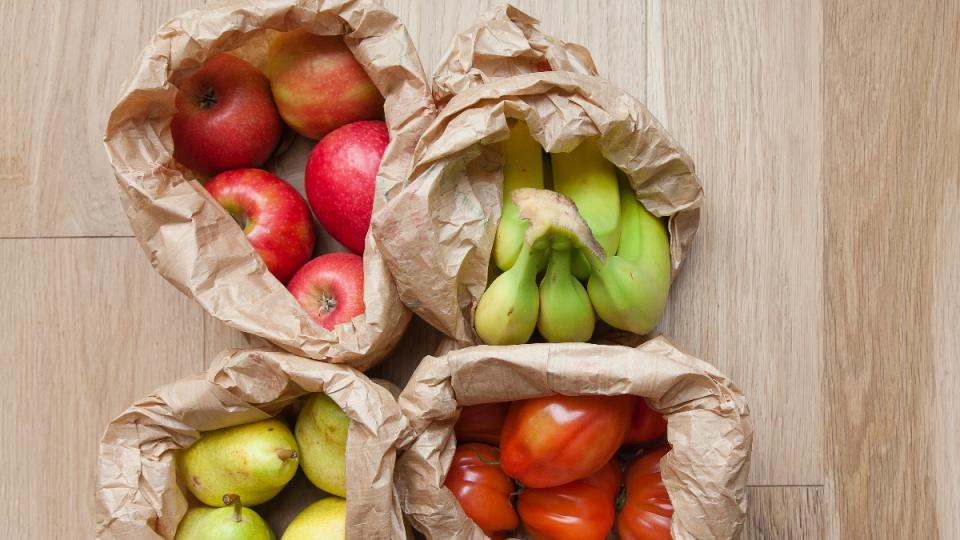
<box><xmin>0</xmin><ymin>238</ymin><xmax>205</xmax><ymax>538</ymax></box>
<box><xmin>933</xmin><ymin>178</ymin><xmax>960</xmax><ymax>540</ymax></box>
<box><xmin>823</xmin><ymin>1</ymin><xmax>960</xmax><ymax>538</ymax></box>
<box><xmin>743</xmin><ymin>486</ymin><xmax>823</xmax><ymax>540</ymax></box>
<box><xmin>0</xmin><ymin>0</ymin><xmax>203</xmax><ymax>237</ymax></box>
<box><xmin>381</xmin><ymin>0</ymin><xmax>646</xmax><ymax>98</ymax></box>
<box><xmin>649</xmin><ymin>0</ymin><xmax>824</xmax><ymax>486</ymax></box>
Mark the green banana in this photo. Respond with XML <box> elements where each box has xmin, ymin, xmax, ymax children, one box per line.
<box><xmin>493</xmin><ymin>121</ymin><xmax>544</xmax><ymax>271</ymax></box>
<box><xmin>511</xmin><ymin>185</ymin><xmax>671</xmax><ymax>337</ymax></box>
<box><xmin>474</xmin><ymin>242</ymin><xmax>543</xmax><ymax>345</ymax></box>
<box><xmin>586</xmin><ymin>182</ymin><xmax>672</xmax><ymax>335</ymax></box>
<box><xmin>537</xmin><ymin>247</ymin><xmax>595</xmax><ymax>342</ymax></box>
<box><xmin>551</xmin><ymin>138</ymin><xmax>622</xmax><ymax>259</ymax></box>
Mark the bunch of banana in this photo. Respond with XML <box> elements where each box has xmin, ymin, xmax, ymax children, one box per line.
<box><xmin>474</xmin><ymin>131</ymin><xmax>672</xmax><ymax>345</ymax></box>
<box><xmin>586</xmin><ymin>182</ymin><xmax>671</xmax><ymax>335</ymax></box>
<box><xmin>493</xmin><ymin>121</ymin><xmax>544</xmax><ymax>271</ymax></box>
<box><xmin>551</xmin><ymin>138</ymin><xmax>621</xmax><ymax>279</ymax></box>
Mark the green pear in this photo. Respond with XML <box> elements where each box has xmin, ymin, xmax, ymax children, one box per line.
<box><xmin>175</xmin><ymin>495</ymin><xmax>275</xmax><ymax>540</ymax></box>
<box><xmin>179</xmin><ymin>419</ymin><xmax>299</xmax><ymax>507</ymax></box>
<box><xmin>295</xmin><ymin>394</ymin><xmax>348</xmax><ymax>497</ymax></box>
<box><xmin>281</xmin><ymin>498</ymin><xmax>346</xmax><ymax>540</ymax></box>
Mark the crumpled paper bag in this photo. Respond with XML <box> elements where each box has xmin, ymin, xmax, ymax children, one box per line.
<box><xmin>372</xmin><ymin>69</ymin><xmax>704</xmax><ymax>345</ymax></box>
<box><xmin>431</xmin><ymin>4</ymin><xmax>598</xmax><ymax>105</ymax></box>
<box><xmin>95</xmin><ymin>348</ymin><xmax>408</xmax><ymax>540</ymax></box>
<box><xmin>395</xmin><ymin>336</ymin><xmax>753</xmax><ymax>540</ymax></box>
<box><xmin>104</xmin><ymin>0</ymin><xmax>437</xmax><ymax>370</ymax></box>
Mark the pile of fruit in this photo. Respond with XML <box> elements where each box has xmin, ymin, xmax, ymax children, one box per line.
<box><xmin>447</xmin><ymin>395</ymin><xmax>673</xmax><ymax>540</ymax></box>
<box><xmin>475</xmin><ymin>122</ymin><xmax>672</xmax><ymax>345</ymax></box>
<box><xmin>175</xmin><ymin>394</ymin><xmax>348</xmax><ymax>539</ymax></box>
<box><xmin>171</xmin><ymin>30</ymin><xmax>388</xmax><ymax>330</ymax></box>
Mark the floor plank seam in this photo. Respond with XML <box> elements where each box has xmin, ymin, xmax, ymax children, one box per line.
<box><xmin>747</xmin><ymin>485</ymin><xmax>824</xmax><ymax>488</ymax></box>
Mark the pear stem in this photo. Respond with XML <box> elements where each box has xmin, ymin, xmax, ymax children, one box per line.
<box><xmin>223</xmin><ymin>494</ymin><xmax>242</xmax><ymax>523</ymax></box>
<box><xmin>276</xmin><ymin>448</ymin><xmax>298</xmax><ymax>461</ymax></box>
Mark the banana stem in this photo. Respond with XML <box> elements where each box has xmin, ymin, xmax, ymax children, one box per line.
<box><xmin>579</xmin><ymin>246</ymin><xmax>607</xmax><ymax>274</ymax></box>
<box><xmin>512</xmin><ymin>188</ymin><xmax>606</xmax><ymax>263</ymax></box>
<box><xmin>511</xmin><ymin>242</ymin><xmax>544</xmax><ymax>280</ymax></box>
<box><xmin>223</xmin><ymin>494</ymin><xmax>242</xmax><ymax>523</ymax></box>
<box><xmin>546</xmin><ymin>248</ymin><xmax>572</xmax><ymax>278</ymax></box>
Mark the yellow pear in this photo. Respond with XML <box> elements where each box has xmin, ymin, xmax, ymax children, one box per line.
<box><xmin>175</xmin><ymin>495</ymin><xmax>274</xmax><ymax>539</ymax></box>
<box><xmin>281</xmin><ymin>498</ymin><xmax>346</xmax><ymax>540</ymax></box>
<box><xmin>295</xmin><ymin>394</ymin><xmax>348</xmax><ymax>497</ymax></box>
<box><xmin>179</xmin><ymin>419</ymin><xmax>299</xmax><ymax>507</ymax></box>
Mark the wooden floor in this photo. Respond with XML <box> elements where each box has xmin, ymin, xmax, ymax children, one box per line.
<box><xmin>1</xmin><ymin>1</ymin><xmax>957</xmax><ymax>538</ymax></box>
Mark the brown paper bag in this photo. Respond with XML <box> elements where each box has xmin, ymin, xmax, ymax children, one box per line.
<box><xmin>395</xmin><ymin>337</ymin><xmax>753</xmax><ymax>540</ymax></box>
<box><xmin>103</xmin><ymin>0</ymin><xmax>437</xmax><ymax>370</ymax></box>
<box><xmin>94</xmin><ymin>348</ymin><xmax>409</xmax><ymax>540</ymax></box>
<box><xmin>372</xmin><ymin>70</ymin><xmax>704</xmax><ymax>345</ymax></box>
<box><xmin>431</xmin><ymin>4</ymin><xmax>599</xmax><ymax>105</ymax></box>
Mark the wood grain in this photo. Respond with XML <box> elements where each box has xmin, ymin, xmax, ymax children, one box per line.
<box><xmin>203</xmin><ymin>311</ymin><xmax>267</xmax><ymax>368</ymax></box>
<box><xmin>649</xmin><ymin>0</ymin><xmax>824</xmax><ymax>486</ymax></box>
<box><xmin>0</xmin><ymin>238</ymin><xmax>205</xmax><ymax>538</ymax></box>
<box><xmin>743</xmin><ymin>487</ymin><xmax>823</xmax><ymax>540</ymax></box>
<box><xmin>823</xmin><ymin>1</ymin><xmax>960</xmax><ymax>538</ymax></box>
<box><xmin>0</xmin><ymin>0</ymin><xmax>204</xmax><ymax>238</ymax></box>
<box><xmin>382</xmin><ymin>0</ymin><xmax>647</xmax><ymax>99</ymax></box>
<box><xmin>0</xmin><ymin>0</ymin><xmax>957</xmax><ymax>538</ymax></box>
<box><xmin>933</xmin><ymin>177</ymin><xmax>959</xmax><ymax>539</ymax></box>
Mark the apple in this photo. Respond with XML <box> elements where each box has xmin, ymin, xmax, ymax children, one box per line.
<box><xmin>305</xmin><ymin>120</ymin><xmax>388</xmax><ymax>254</ymax></box>
<box><xmin>287</xmin><ymin>253</ymin><xmax>365</xmax><ymax>330</ymax></box>
<box><xmin>205</xmin><ymin>169</ymin><xmax>315</xmax><ymax>283</ymax></box>
<box><xmin>267</xmin><ymin>29</ymin><xmax>384</xmax><ymax>139</ymax></box>
<box><xmin>171</xmin><ymin>53</ymin><xmax>282</xmax><ymax>176</ymax></box>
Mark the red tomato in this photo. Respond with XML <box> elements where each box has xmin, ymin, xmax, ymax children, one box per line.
<box><xmin>618</xmin><ymin>446</ymin><xmax>673</xmax><ymax>540</ymax></box>
<box><xmin>500</xmin><ymin>394</ymin><xmax>634</xmax><ymax>488</ymax></box>
<box><xmin>444</xmin><ymin>443</ymin><xmax>518</xmax><ymax>539</ymax></box>
<box><xmin>624</xmin><ymin>398</ymin><xmax>667</xmax><ymax>446</ymax></box>
<box><xmin>454</xmin><ymin>402</ymin><xmax>509</xmax><ymax>445</ymax></box>
<box><xmin>517</xmin><ymin>459</ymin><xmax>622</xmax><ymax>540</ymax></box>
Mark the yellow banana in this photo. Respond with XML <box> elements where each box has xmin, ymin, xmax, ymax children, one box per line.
<box><xmin>493</xmin><ymin>121</ymin><xmax>544</xmax><ymax>271</ymax></box>
<box><xmin>586</xmin><ymin>182</ymin><xmax>671</xmax><ymax>335</ymax></box>
<box><xmin>537</xmin><ymin>247</ymin><xmax>595</xmax><ymax>342</ymax></box>
<box><xmin>474</xmin><ymin>243</ymin><xmax>543</xmax><ymax>345</ymax></box>
<box><xmin>551</xmin><ymin>138</ymin><xmax>621</xmax><ymax>257</ymax></box>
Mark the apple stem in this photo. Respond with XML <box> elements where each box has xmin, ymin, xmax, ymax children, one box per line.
<box><xmin>319</xmin><ymin>292</ymin><xmax>337</xmax><ymax>314</ymax></box>
<box><xmin>276</xmin><ymin>448</ymin><xmax>298</xmax><ymax>461</ymax></box>
<box><xmin>200</xmin><ymin>87</ymin><xmax>217</xmax><ymax>109</ymax></box>
<box><xmin>222</xmin><ymin>494</ymin><xmax>242</xmax><ymax>523</ymax></box>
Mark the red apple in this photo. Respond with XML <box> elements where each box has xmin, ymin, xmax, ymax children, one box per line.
<box><xmin>266</xmin><ymin>29</ymin><xmax>384</xmax><ymax>139</ymax></box>
<box><xmin>305</xmin><ymin>120</ymin><xmax>388</xmax><ymax>254</ymax></box>
<box><xmin>287</xmin><ymin>253</ymin><xmax>365</xmax><ymax>330</ymax></box>
<box><xmin>205</xmin><ymin>169</ymin><xmax>315</xmax><ymax>283</ymax></box>
<box><xmin>171</xmin><ymin>53</ymin><xmax>282</xmax><ymax>176</ymax></box>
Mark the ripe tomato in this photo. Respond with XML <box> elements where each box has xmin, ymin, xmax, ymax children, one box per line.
<box><xmin>618</xmin><ymin>446</ymin><xmax>673</xmax><ymax>540</ymax></box>
<box><xmin>517</xmin><ymin>459</ymin><xmax>621</xmax><ymax>540</ymax></box>
<box><xmin>623</xmin><ymin>398</ymin><xmax>667</xmax><ymax>446</ymax></box>
<box><xmin>444</xmin><ymin>443</ymin><xmax>518</xmax><ymax>539</ymax></box>
<box><xmin>454</xmin><ymin>402</ymin><xmax>509</xmax><ymax>445</ymax></box>
<box><xmin>500</xmin><ymin>394</ymin><xmax>634</xmax><ymax>488</ymax></box>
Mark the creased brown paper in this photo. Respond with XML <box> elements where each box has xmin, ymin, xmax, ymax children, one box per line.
<box><xmin>395</xmin><ymin>336</ymin><xmax>753</xmax><ymax>540</ymax></box>
<box><xmin>104</xmin><ymin>0</ymin><xmax>437</xmax><ymax>370</ymax></box>
<box><xmin>373</xmin><ymin>70</ymin><xmax>704</xmax><ymax>345</ymax></box>
<box><xmin>431</xmin><ymin>4</ymin><xmax>598</xmax><ymax>105</ymax></box>
<box><xmin>95</xmin><ymin>348</ymin><xmax>408</xmax><ymax>540</ymax></box>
